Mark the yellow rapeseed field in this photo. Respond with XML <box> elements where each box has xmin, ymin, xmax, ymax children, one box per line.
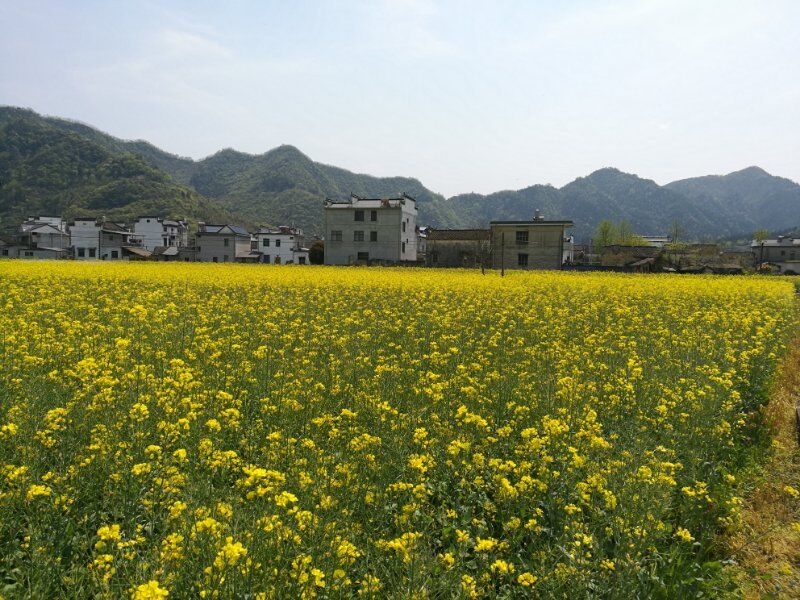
<box><xmin>0</xmin><ymin>262</ymin><xmax>796</xmax><ymax>598</ymax></box>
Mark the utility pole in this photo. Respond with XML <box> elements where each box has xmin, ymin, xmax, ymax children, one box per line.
<box><xmin>501</xmin><ymin>232</ymin><xmax>505</xmax><ymax>277</ymax></box>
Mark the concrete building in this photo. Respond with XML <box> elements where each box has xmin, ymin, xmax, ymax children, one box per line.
<box><xmin>15</xmin><ymin>216</ymin><xmax>70</xmax><ymax>258</ymax></box>
<box><xmin>426</xmin><ymin>229</ymin><xmax>491</xmax><ymax>268</ymax></box>
<box><xmin>490</xmin><ymin>215</ymin><xmax>574</xmax><ymax>271</ymax></box>
<box><xmin>134</xmin><ymin>216</ymin><xmax>189</xmax><ymax>251</ymax></box>
<box><xmin>324</xmin><ymin>193</ymin><xmax>418</xmax><ymax>265</ymax></box>
<box><xmin>752</xmin><ymin>236</ymin><xmax>800</xmax><ymax>274</ymax></box>
<box><xmin>253</xmin><ymin>226</ymin><xmax>309</xmax><ymax>264</ymax></box>
<box><xmin>69</xmin><ymin>217</ymin><xmax>147</xmax><ymax>260</ymax></box>
<box><xmin>195</xmin><ymin>223</ymin><xmax>251</xmax><ymax>263</ymax></box>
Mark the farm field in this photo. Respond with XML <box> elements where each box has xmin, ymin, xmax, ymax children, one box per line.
<box><xmin>0</xmin><ymin>262</ymin><xmax>797</xmax><ymax>598</ymax></box>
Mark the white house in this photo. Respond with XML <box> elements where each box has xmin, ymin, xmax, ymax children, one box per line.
<box><xmin>253</xmin><ymin>226</ymin><xmax>309</xmax><ymax>264</ymax></box>
<box><xmin>69</xmin><ymin>218</ymin><xmax>147</xmax><ymax>260</ymax></box>
<box><xmin>324</xmin><ymin>193</ymin><xmax>418</xmax><ymax>265</ymax></box>
<box><xmin>133</xmin><ymin>216</ymin><xmax>189</xmax><ymax>251</ymax></box>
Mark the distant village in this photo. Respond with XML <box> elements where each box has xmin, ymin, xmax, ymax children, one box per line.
<box><xmin>1</xmin><ymin>193</ymin><xmax>798</xmax><ymax>275</ymax></box>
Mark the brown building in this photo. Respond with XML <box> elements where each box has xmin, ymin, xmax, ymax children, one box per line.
<box><xmin>426</xmin><ymin>229</ymin><xmax>491</xmax><ymax>268</ymax></box>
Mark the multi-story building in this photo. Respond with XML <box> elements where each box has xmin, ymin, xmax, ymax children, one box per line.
<box><xmin>70</xmin><ymin>217</ymin><xmax>147</xmax><ymax>260</ymax></box>
<box><xmin>490</xmin><ymin>214</ymin><xmax>574</xmax><ymax>271</ymax></box>
<box><xmin>15</xmin><ymin>216</ymin><xmax>70</xmax><ymax>259</ymax></box>
<box><xmin>752</xmin><ymin>236</ymin><xmax>800</xmax><ymax>274</ymax></box>
<box><xmin>195</xmin><ymin>223</ymin><xmax>252</xmax><ymax>263</ymax></box>
<box><xmin>134</xmin><ymin>216</ymin><xmax>189</xmax><ymax>251</ymax></box>
<box><xmin>324</xmin><ymin>193</ymin><xmax>418</xmax><ymax>265</ymax></box>
<box><xmin>253</xmin><ymin>226</ymin><xmax>309</xmax><ymax>264</ymax></box>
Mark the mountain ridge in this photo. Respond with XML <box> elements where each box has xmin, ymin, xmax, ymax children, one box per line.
<box><xmin>1</xmin><ymin>106</ymin><xmax>798</xmax><ymax>241</ymax></box>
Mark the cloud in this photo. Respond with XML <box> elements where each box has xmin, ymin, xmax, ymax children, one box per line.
<box><xmin>157</xmin><ymin>29</ymin><xmax>233</xmax><ymax>61</ymax></box>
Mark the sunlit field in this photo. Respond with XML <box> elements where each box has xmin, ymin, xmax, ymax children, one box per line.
<box><xmin>0</xmin><ymin>262</ymin><xmax>796</xmax><ymax>598</ymax></box>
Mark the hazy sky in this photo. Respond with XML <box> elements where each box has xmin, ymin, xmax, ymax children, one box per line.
<box><xmin>2</xmin><ymin>0</ymin><xmax>798</xmax><ymax>197</ymax></box>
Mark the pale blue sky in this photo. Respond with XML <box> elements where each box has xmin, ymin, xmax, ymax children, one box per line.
<box><xmin>2</xmin><ymin>0</ymin><xmax>798</xmax><ymax>196</ymax></box>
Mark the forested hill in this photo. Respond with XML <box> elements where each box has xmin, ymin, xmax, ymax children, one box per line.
<box><xmin>448</xmin><ymin>167</ymin><xmax>800</xmax><ymax>241</ymax></box>
<box><xmin>1</xmin><ymin>107</ymin><xmax>798</xmax><ymax>241</ymax></box>
<box><xmin>0</xmin><ymin>108</ymin><xmax>232</xmax><ymax>227</ymax></box>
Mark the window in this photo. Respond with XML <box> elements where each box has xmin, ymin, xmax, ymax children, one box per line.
<box><xmin>213</xmin><ymin>257</ymin><xmax>218</xmax><ymax>263</ymax></box>
<box><xmin>357</xmin><ymin>252</ymin><xmax>369</xmax><ymax>261</ymax></box>
<box><xmin>111</xmin><ymin>250</ymin><xmax>119</xmax><ymax>259</ymax></box>
<box><xmin>275</xmin><ymin>239</ymin><xmax>281</xmax><ymax>248</ymax></box>
<box><xmin>402</xmin><ymin>242</ymin><xmax>406</xmax><ymax>253</ymax></box>
<box><xmin>24</xmin><ymin>251</ymin><xmax>34</xmax><ymax>257</ymax></box>
<box><xmin>224</xmin><ymin>238</ymin><xmax>230</xmax><ymax>247</ymax></box>
<box><xmin>370</xmin><ymin>231</ymin><xmax>378</xmax><ymax>242</ymax></box>
<box><xmin>330</xmin><ymin>230</ymin><xmax>342</xmax><ymax>242</ymax></box>
<box><xmin>518</xmin><ymin>253</ymin><xmax>529</xmax><ymax>267</ymax></box>
<box><xmin>77</xmin><ymin>248</ymin><xmax>86</xmax><ymax>257</ymax></box>
<box><xmin>370</xmin><ymin>210</ymin><xmax>377</xmax><ymax>222</ymax></box>
<box><xmin>89</xmin><ymin>248</ymin><xmax>96</xmax><ymax>258</ymax></box>
<box><xmin>264</xmin><ymin>255</ymin><xmax>270</xmax><ymax>264</ymax></box>
<box><xmin>354</xmin><ymin>210</ymin><xmax>365</xmax><ymax>221</ymax></box>
<box><xmin>263</xmin><ymin>238</ymin><xmax>270</xmax><ymax>247</ymax></box>
<box><xmin>298</xmin><ymin>257</ymin><xmax>306</xmax><ymax>265</ymax></box>
<box><xmin>402</xmin><ymin>222</ymin><xmax>406</xmax><ymax>233</ymax></box>
<box><xmin>516</xmin><ymin>231</ymin><xmax>529</xmax><ymax>245</ymax></box>
<box><xmin>354</xmin><ymin>230</ymin><xmax>365</xmax><ymax>242</ymax></box>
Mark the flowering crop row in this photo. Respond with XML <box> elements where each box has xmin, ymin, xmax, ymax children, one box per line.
<box><xmin>0</xmin><ymin>262</ymin><xmax>796</xmax><ymax>598</ymax></box>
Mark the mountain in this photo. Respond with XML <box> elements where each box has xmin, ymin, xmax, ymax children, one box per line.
<box><xmin>0</xmin><ymin>107</ymin><xmax>456</xmax><ymax>236</ymax></box>
<box><xmin>665</xmin><ymin>167</ymin><xmax>800</xmax><ymax>237</ymax></box>
<box><xmin>447</xmin><ymin>168</ymin><xmax>723</xmax><ymax>241</ymax></box>
<box><xmin>0</xmin><ymin>108</ymin><xmax>232</xmax><ymax>227</ymax></box>
<box><xmin>181</xmin><ymin>144</ymin><xmax>459</xmax><ymax>236</ymax></box>
<box><xmin>1</xmin><ymin>106</ymin><xmax>798</xmax><ymax>241</ymax></box>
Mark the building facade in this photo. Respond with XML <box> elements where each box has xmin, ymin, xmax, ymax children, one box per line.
<box><xmin>752</xmin><ymin>236</ymin><xmax>800</xmax><ymax>274</ymax></box>
<box><xmin>70</xmin><ymin>218</ymin><xmax>146</xmax><ymax>260</ymax></box>
<box><xmin>195</xmin><ymin>224</ymin><xmax>252</xmax><ymax>263</ymax></box>
<box><xmin>253</xmin><ymin>226</ymin><xmax>309</xmax><ymax>264</ymax></box>
<box><xmin>426</xmin><ymin>229</ymin><xmax>491</xmax><ymax>268</ymax></box>
<box><xmin>324</xmin><ymin>194</ymin><xmax>418</xmax><ymax>265</ymax></box>
<box><xmin>490</xmin><ymin>219</ymin><xmax>574</xmax><ymax>271</ymax></box>
<box><xmin>134</xmin><ymin>216</ymin><xmax>189</xmax><ymax>251</ymax></box>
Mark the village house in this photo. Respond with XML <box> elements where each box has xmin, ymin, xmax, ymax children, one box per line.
<box><xmin>324</xmin><ymin>193</ymin><xmax>418</xmax><ymax>265</ymax></box>
<box><xmin>195</xmin><ymin>223</ymin><xmax>252</xmax><ymax>263</ymax></box>
<box><xmin>426</xmin><ymin>229</ymin><xmax>491</xmax><ymax>268</ymax></box>
<box><xmin>69</xmin><ymin>217</ymin><xmax>148</xmax><ymax>260</ymax></box>
<box><xmin>490</xmin><ymin>213</ymin><xmax>574</xmax><ymax>271</ymax></box>
<box><xmin>752</xmin><ymin>236</ymin><xmax>800</xmax><ymax>274</ymax></box>
<box><xmin>133</xmin><ymin>216</ymin><xmax>189</xmax><ymax>251</ymax></box>
<box><xmin>253</xmin><ymin>226</ymin><xmax>309</xmax><ymax>264</ymax></box>
<box><xmin>5</xmin><ymin>216</ymin><xmax>71</xmax><ymax>259</ymax></box>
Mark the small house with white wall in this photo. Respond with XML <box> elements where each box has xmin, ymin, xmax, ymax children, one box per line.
<box><xmin>134</xmin><ymin>216</ymin><xmax>189</xmax><ymax>251</ymax></box>
<box><xmin>69</xmin><ymin>217</ymin><xmax>148</xmax><ymax>260</ymax></box>
<box><xmin>253</xmin><ymin>226</ymin><xmax>308</xmax><ymax>264</ymax></box>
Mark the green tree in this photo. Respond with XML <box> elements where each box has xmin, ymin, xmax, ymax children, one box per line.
<box><xmin>594</xmin><ymin>220</ymin><xmax>617</xmax><ymax>253</ymax></box>
<box><xmin>309</xmin><ymin>240</ymin><xmax>324</xmax><ymax>264</ymax></box>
